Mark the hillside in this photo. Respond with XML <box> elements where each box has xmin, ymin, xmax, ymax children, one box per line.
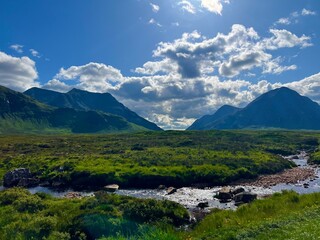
<box><xmin>0</xmin><ymin>85</ymin><xmax>144</xmax><ymax>133</ymax></box>
<box><xmin>189</xmin><ymin>87</ymin><xmax>320</xmax><ymax>130</ymax></box>
<box><xmin>25</xmin><ymin>87</ymin><xmax>162</xmax><ymax>131</ymax></box>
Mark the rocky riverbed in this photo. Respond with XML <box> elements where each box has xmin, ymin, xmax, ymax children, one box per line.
<box><xmin>1</xmin><ymin>151</ymin><xmax>319</xmax><ymax>220</ymax></box>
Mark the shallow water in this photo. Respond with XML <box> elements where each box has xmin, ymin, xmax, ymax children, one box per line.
<box><xmin>1</xmin><ymin>152</ymin><xmax>319</xmax><ymax>210</ymax></box>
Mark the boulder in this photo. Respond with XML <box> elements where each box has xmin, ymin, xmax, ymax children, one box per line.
<box><xmin>166</xmin><ymin>187</ymin><xmax>177</xmax><ymax>195</ymax></box>
<box><xmin>231</xmin><ymin>187</ymin><xmax>245</xmax><ymax>195</ymax></box>
<box><xmin>3</xmin><ymin>168</ymin><xmax>35</xmax><ymax>187</ymax></box>
<box><xmin>233</xmin><ymin>192</ymin><xmax>257</xmax><ymax>204</ymax></box>
<box><xmin>217</xmin><ymin>187</ymin><xmax>232</xmax><ymax>200</ymax></box>
<box><xmin>64</xmin><ymin>192</ymin><xmax>82</xmax><ymax>199</ymax></box>
<box><xmin>197</xmin><ymin>202</ymin><xmax>209</xmax><ymax>209</ymax></box>
<box><xmin>17</xmin><ymin>178</ymin><xmax>39</xmax><ymax>188</ymax></box>
<box><xmin>104</xmin><ymin>184</ymin><xmax>119</xmax><ymax>192</ymax></box>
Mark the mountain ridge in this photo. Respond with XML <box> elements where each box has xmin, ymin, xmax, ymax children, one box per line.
<box><xmin>188</xmin><ymin>87</ymin><xmax>320</xmax><ymax>130</ymax></box>
<box><xmin>0</xmin><ymin>85</ymin><xmax>146</xmax><ymax>134</ymax></box>
<box><xmin>25</xmin><ymin>87</ymin><xmax>162</xmax><ymax>131</ymax></box>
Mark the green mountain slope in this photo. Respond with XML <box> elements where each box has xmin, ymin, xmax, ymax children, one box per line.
<box><xmin>0</xmin><ymin>85</ymin><xmax>145</xmax><ymax>133</ymax></box>
<box><xmin>25</xmin><ymin>87</ymin><xmax>162</xmax><ymax>131</ymax></box>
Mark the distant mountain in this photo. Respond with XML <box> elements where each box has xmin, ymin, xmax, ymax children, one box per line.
<box><xmin>188</xmin><ymin>105</ymin><xmax>241</xmax><ymax>130</ymax></box>
<box><xmin>24</xmin><ymin>87</ymin><xmax>162</xmax><ymax>131</ymax></box>
<box><xmin>0</xmin><ymin>85</ymin><xmax>146</xmax><ymax>134</ymax></box>
<box><xmin>188</xmin><ymin>87</ymin><xmax>320</xmax><ymax>130</ymax></box>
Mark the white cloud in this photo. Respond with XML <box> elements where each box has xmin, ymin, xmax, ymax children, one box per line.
<box><xmin>276</xmin><ymin>18</ymin><xmax>291</xmax><ymax>25</ymax></box>
<box><xmin>30</xmin><ymin>49</ymin><xmax>40</xmax><ymax>58</ymax></box>
<box><xmin>10</xmin><ymin>44</ymin><xmax>24</xmax><ymax>53</ymax></box>
<box><xmin>0</xmin><ymin>51</ymin><xmax>39</xmax><ymax>91</ymax></box>
<box><xmin>302</xmin><ymin>8</ymin><xmax>316</xmax><ymax>16</ymax></box>
<box><xmin>40</xmin><ymin>25</ymin><xmax>316</xmax><ymax>129</ymax></box>
<box><xmin>148</xmin><ymin>18</ymin><xmax>162</xmax><ymax>27</ymax></box>
<box><xmin>275</xmin><ymin>8</ymin><xmax>316</xmax><ymax>26</ymax></box>
<box><xmin>178</xmin><ymin>0</ymin><xmax>196</xmax><ymax>14</ymax></box>
<box><xmin>150</xmin><ymin>3</ymin><xmax>160</xmax><ymax>13</ymax></box>
<box><xmin>152</xmin><ymin>24</ymin><xmax>310</xmax><ymax>78</ymax></box>
<box><xmin>42</xmin><ymin>79</ymin><xmax>72</xmax><ymax>92</ymax></box>
<box><xmin>54</xmin><ymin>62</ymin><xmax>124</xmax><ymax>93</ymax></box>
<box><xmin>201</xmin><ymin>0</ymin><xmax>229</xmax><ymax>15</ymax></box>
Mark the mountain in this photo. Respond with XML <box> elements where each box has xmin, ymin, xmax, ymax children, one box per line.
<box><xmin>188</xmin><ymin>105</ymin><xmax>241</xmax><ymax>130</ymax></box>
<box><xmin>0</xmin><ymin>85</ymin><xmax>146</xmax><ymax>134</ymax></box>
<box><xmin>24</xmin><ymin>87</ymin><xmax>162</xmax><ymax>131</ymax></box>
<box><xmin>188</xmin><ymin>87</ymin><xmax>320</xmax><ymax>130</ymax></box>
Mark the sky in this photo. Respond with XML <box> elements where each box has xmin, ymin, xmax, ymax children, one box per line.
<box><xmin>1</xmin><ymin>0</ymin><xmax>320</xmax><ymax>129</ymax></box>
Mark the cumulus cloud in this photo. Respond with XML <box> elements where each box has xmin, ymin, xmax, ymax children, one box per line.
<box><xmin>54</xmin><ymin>62</ymin><xmax>124</xmax><ymax>92</ymax></box>
<box><xmin>201</xmin><ymin>0</ymin><xmax>229</xmax><ymax>15</ymax></box>
<box><xmin>42</xmin><ymin>79</ymin><xmax>72</xmax><ymax>92</ymax></box>
<box><xmin>40</xmin><ymin>25</ymin><xmax>316</xmax><ymax>129</ymax></box>
<box><xmin>10</xmin><ymin>44</ymin><xmax>24</xmax><ymax>53</ymax></box>
<box><xmin>0</xmin><ymin>51</ymin><xmax>39</xmax><ymax>91</ymax></box>
<box><xmin>150</xmin><ymin>3</ymin><xmax>160</xmax><ymax>13</ymax></box>
<box><xmin>150</xmin><ymin>24</ymin><xmax>310</xmax><ymax>78</ymax></box>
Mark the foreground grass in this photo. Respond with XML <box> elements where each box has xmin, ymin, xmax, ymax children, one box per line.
<box><xmin>4</xmin><ymin>188</ymin><xmax>320</xmax><ymax>239</ymax></box>
<box><xmin>185</xmin><ymin>191</ymin><xmax>320</xmax><ymax>240</ymax></box>
<box><xmin>0</xmin><ymin>188</ymin><xmax>188</xmax><ymax>240</ymax></box>
<box><xmin>0</xmin><ymin>130</ymin><xmax>319</xmax><ymax>188</ymax></box>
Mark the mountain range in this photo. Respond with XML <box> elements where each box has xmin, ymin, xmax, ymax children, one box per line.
<box><xmin>188</xmin><ymin>87</ymin><xmax>320</xmax><ymax>130</ymax></box>
<box><xmin>0</xmin><ymin>86</ymin><xmax>158</xmax><ymax>134</ymax></box>
<box><xmin>24</xmin><ymin>87</ymin><xmax>161</xmax><ymax>131</ymax></box>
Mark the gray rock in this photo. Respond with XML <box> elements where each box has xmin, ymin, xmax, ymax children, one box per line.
<box><xmin>233</xmin><ymin>192</ymin><xmax>257</xmax><ymax>204</ymax></box>
<box><xmin>3</xmin><ymin>168</ymin><xmax>34</xmax><ymax>187</ymax></box>
<box><xmin>231</xmin><ymin>187</ymin><xmax>245</xmax><ymax>195</ymax></box>
<box><xmin>104</xmin><ymin>184</ymin><xmax>119</xmax><ymax>192</ymax></box>
<box><xmin>166</xmin><ymin>187</ymin><xmax>177</xmax><ymax>195</ymax></box>
<box><xmin>217</xmin><ymin>187</ymin><xmax>232</xmax><ymax>200</ymax></box>
<box><xmin>197</xmin><ymin>202</ymin><xmax>209</xmax><ymax>209</ymax></box>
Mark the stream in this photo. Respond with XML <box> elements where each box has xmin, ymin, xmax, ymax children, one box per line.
<box><xmin>1</xmin><ymin>152</ymin><xmax>319</xmax><ymax>212</ymax></box>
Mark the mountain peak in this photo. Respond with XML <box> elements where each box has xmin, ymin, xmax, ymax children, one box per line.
<box><xmin>189</xmin><ymin>87</ymin><xmax>320</xmax><ymax>130</ymax></box>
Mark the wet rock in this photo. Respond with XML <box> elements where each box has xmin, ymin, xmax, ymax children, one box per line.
<box><xmin>166</xmin><ymin>187</ymin><xmax>177</xmax><ymax>195</ymax></box>
<box><xmin>231</xmin><ymin>187</ymin><xmax>245</xmax><ymax>195</ymax></box>
<box><xmin>166</xmin><ymin>187</ymin><xmax>178</xmax><ymax>195</ymax></box>
<box><xmin>104</xmin><ymin>184</ymin><xmax>119</xmax><ymax>192</ymax></box>
<box><xmin>3</xmin><ymin>168</ymin><xmax>35</xmax><ymax>187</ymax></box>
<box><xmin>234</xmin><ymin>192</ymin><xmax>257</xmax><ymax>204</ymax></box>
<box><xmin>217</xmin><ymin>187</ymin><xmax>232</xmax><ymax>200</ymax></box>
<box><xmin>197</xmin><ymin>202</ymin><xmax>209</xmax><ymax>209</ymax></box>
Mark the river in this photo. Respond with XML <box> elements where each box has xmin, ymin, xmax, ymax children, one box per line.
<box><xmin>1</xmin><ymin>152</ymin><xmax>319</xmax><ymax>211</ymax></box>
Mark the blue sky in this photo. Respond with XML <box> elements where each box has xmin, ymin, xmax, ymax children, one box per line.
<box><xmin>1</xmin><ymin>0</ymin><xmax>320</xmax><ymax>129</ymax></box>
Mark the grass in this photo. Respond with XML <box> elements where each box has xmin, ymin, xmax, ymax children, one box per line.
<box><xmin>0</xmin><ymin>130</ymin><xmax>319</xmax><ymax>188</ymax></box>
<box><xmin>0</xmin><ymin>130</ymin><xmax>320</xmax><ymax>239</ymax></box>
<box><xmin>184</xmin><ymin>190</ymin><xmax>320</xmax><ymax>240</ymax></box>
<box><xmin>0</xmin><ymin>188</ymin><xmax>188</xmax><ymax>240</ymax></box>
